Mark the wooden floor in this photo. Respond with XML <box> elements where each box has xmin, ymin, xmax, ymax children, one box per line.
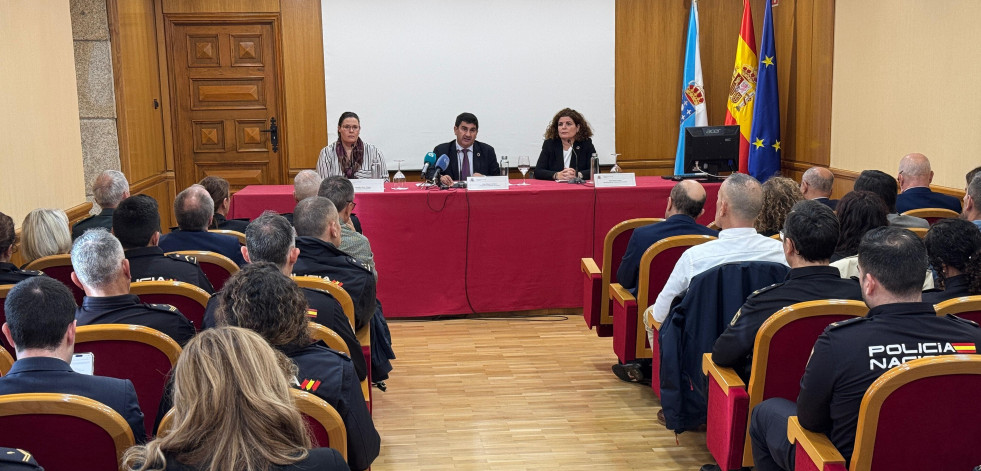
<box><xmin>371</xmin><ymin>314</ymin><xmax>714</xmax><ymax>470</ymax></box>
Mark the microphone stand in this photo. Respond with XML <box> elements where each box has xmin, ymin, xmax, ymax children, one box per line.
<box><xmin>569</xmin><ymin>147</ymin><xmax>585</xmax><ymax>184</ymax></box>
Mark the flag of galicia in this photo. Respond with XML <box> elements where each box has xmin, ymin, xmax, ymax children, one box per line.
<box><xmin>673</xmin><ymin>1</ymin><xmax>707</xmax><ymax>175</ymax></box>
<box><xmin>747</xmin><ymin>0</ymin><xmax>780</xmax><ymax>180</ymax></box>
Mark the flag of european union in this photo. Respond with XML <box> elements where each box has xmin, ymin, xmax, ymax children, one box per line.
<box><xmin>747</xmin><ymin>0</ymin><xmax>780</xmax><ymax>180</ymax></box>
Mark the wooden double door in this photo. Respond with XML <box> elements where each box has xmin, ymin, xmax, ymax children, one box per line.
<box><xmin>165</xmin><ymin>15</ymin><xmax>286</xmax><ymax>191</ymax></box>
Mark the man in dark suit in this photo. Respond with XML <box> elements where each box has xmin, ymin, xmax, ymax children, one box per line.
<box><xmin>895</xmin><ymin>153</ymin><xmax>962</xmax><ymax>213</ymax></box>
<box><xmin>71</xmin><ymin>170</ymin><xmax>130</xmax><ymax>239</ymax></box>
<box><xmin>432</xmin><ymin>112</ymin><xmax>499</xmax><ymax>185</ymax></box>
<box><xmin>0</xmin><ymin>276</ymin><xmax>147</xmax><ymax>443</ymax></box>
<box><xmin>71</xmin><ymin>229</ymin><xmax>195</xmax><ymax>346</ymax></box>
<box><xmin>158</xmin><ymin>184</ymin><xmax>246</xmax><ymax>266</ymax></box>
<box><xmin>114</xmin><ymin>194</ymin><xmax>214</xmax><ymax>294</ymax></box>
<box><xmin>799</xmin><ymin>166</ymin><xmax>838</xmax><ymax>210</ymax></box>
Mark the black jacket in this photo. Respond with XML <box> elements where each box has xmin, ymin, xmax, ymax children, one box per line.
<box><xmin>76</xmin><ymin>294</ymin><xmax>195</xmax><ymax>346</ymax></box>
<box><xmin>293</xmin><ymin>237</ymin><xmax>376</xmax><ymax>330</ymax></box>
<box><xmin>72</xmin><ymin>208</ymin><xmax>114</xmax><ymax>239</ymax></box>
<box><xmin>125</xmin><ymin>246</ymin><xmax>214</xmax><ymax>294</ymax></box>
<box><xmin>0</xmin><ymin>262</ymin><xmax>42</xmax><ymax>285</ymax></box>
<box><xmin>922</xmin><ymin>274</ymin><xmax>972</xmax><ymax>305</ymax></box>
<box><xmin>533</xmin><ymin>138</ymin><xmax>597</xmax><ymax>180</ymax></box>
<box><xmin>432</xmin><ymin>140</ymin><xmax>499</xmax><ymax>181</ymax></box>
<box><xmin>212</xmin><ymin>213</ymin><xmax>250</xmax><ymax>232</ymax></box>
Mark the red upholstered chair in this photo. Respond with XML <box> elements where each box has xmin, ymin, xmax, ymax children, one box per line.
<box><xmin>74</xmin><ymin>324</ymin><xmax>182</xmax><ymax>439</ymax></box>
<box><xmin>901</xmin><ymin>207</ymin><xmax>959</xmax><ymax>225</ymax></box>
<box><xmin>165</xmin><ymin>250</ymin><xmax>238</xmax><ymax>292</ymax></box>
<box><xmin>610</xmin><ymin>235</ymin><xmax>715</xmax><ymax>391</ymax></box>
<box><xmin>0</xmin><ymin>393</ymin><xmax>136</xmax><ymax>470</ymax></box>
<box><xmin>0</xmin><ymin>284</ymin><xmax>13</xmax><ymax>357</ymax></box>
<box><xmin>934</xmin><ymin>295</ymin><xmax>981</xmax><ymax>324</ymax></box>
<box><xmin>0</xmin><ymin>348</ymin><xmax>13</xmax><ymax>376</ymax></box>
<box><xmin>788</xmin><ymin>355</ymin><xmax>981</xmax><ymax>471</ymax></box>
<box><xmin>208</xmin><ymin>229</ymin><xmax>246</xmax><ymax>245</ymax></box>
<box><xmin>702</xmin><ymin>299</ymin><xmax>868</xmax><ymax>470</ymax></box>
<box><xmin>130</xmin><ymin>280</ymin><xmax>211</xmax><ymax>331</ymax></box>
<box><xmin>292</xmin><ymin>389</ymin><xmax>348</xmax><ymax>460</ymax></box>
<box><xmin>581</xmin><ymin>218</ymin><xmax>660</xmax><ymax>337</ymax></box>
<box><xmin>23</xmin><ymin>254</ymin><xmax>84</xmax><ymax>305</ymax></box>
<box><xmin>309</xmin><ymin>322</ymin><xmax>369</xmax><ymax>403</ymax></box>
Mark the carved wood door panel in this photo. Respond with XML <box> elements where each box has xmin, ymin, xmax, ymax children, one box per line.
<box><xmin>165</xmin><ymin>15</ymin><xmax>286</xmax><ymax>191</ymax></box>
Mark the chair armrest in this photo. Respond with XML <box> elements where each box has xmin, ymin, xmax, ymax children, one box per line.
<box><xmin>647</xmin><ymin>314</ymin><xmax>661</xmax><ymax>332</ymax></box>
<box><xmin>609</xmin><ymin>283</ymin><xmax>635</xmax><ymax>306</ymax></box>
<box><xmin>581</xmin><ymin>258</ymin><xmax>600</xmax><ymax>276</ymax></box>
<box><xmin>702</xmin><ymin>353</ymin><xmax>746</xmax><ymax>394</ymax></box>
<box><xmin>356</xmin><ymin>325</ymin><xmax>370</xmax><ymax>346</ymax></box>
<box><xmin>787</xmin><ymin>416</ymin><xmax>846</xmax><ymax>470</ymax></box>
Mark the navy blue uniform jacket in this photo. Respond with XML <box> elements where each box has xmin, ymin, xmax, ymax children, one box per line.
<box><xmin>615</xmin><ymin>215</ymin><xmax>718</xmax><ymax>293</ymax></box>
<box><xmin>293</xmin><ymin>237</ymin><xmax>376</xmax><ymax>331</ymax></box>
<box><xmin>76</xmin><ymin>294</ymin><xmax>195</xmax><ymax>347</ymax></box>
<box><xmin>896</xmin><ymin>186</ymin><xmax>962</xmax><ymax>213</ymax></box>
<box><xmin>0</xmin><ymin>357</ymin><xmax>146</xmax><ymax>443</ymax></box>
<box><xmin>125</xmin><ymin>246</ymin><xmax>214</xmax><ymax>294</ymax></box>
<box><xmin>158</xmin><ymin>230</ymin><xmax>245</xmax><ymax>267</ymax></box>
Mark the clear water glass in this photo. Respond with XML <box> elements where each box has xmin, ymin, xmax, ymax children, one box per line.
<box><xmin>610</xmin><ymin>153</ymin><xmax>622</xmax><ymax>173</ymax></box>
<box><xmin>392</xmin><ymin>160</ymin><xmax>407</xmax><ymax>190</ymax></box>
<box><xmin>517</xmin><ymin>156</ymin><xmax>530</xmax><ymax>186</ymax></box>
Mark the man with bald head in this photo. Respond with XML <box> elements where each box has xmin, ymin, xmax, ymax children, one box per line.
<box><xmin>158</xmin><ymin>185</ymin><xmax>245</xmax><ymax>266</ymax></box>
<box><xmin>895</xmin><ymin>153</ymin><xmax>961</xmax><ymax>213</ymax></box>
<box><xmin>799</xmin><ymin>166</ymin><xmax>838</xmax><ymax>210</ymax></box>
<box><xmin>281</xmin><ymin>169</ymin><xmax>323</xmax><ymax>225</ymax></box>
<box><xmin>645</xmin><ymin>173</ymin><xmax>787</xmax><ymax>345</ymax></box>
<box><xmin>72</xmin><ymin>170</ymin><xmax>130</xmax><ymax>239</ymax></box>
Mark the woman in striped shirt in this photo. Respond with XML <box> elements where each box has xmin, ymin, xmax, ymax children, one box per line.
<box><xmin>316</xmin><ymin>111</ymin><xmax>388</xmax><ymax>180</ymax></box>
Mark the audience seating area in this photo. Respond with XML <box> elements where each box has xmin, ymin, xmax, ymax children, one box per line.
<box><xmin>165</xmin><ymin>250</ymin><xmax>238</xmax><ymax>291</ymax></box>
<box><xmin>130</xmin><ymin>280</ymin><xmax>210</xmax><ymax>331</ymax></box>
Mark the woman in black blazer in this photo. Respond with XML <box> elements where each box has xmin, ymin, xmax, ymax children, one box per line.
<box><xmin>534</xmin><ymin>108</ymin><xmax>597</xmax><ymax>181</ymax></box>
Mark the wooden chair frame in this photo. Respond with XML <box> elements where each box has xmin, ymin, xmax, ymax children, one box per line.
<box><xmin>901</xmin><ymin>207</ymin><xmax>959</xmax><ymax>224</ymax></box>
<box><xmin>208</xmin><ymin>229</ymin><xmax>246</xmax><ymax>245</ymax></box>
<box><xmin>75</xmin><ymin>324</ymin><xmax>182</xmax><ymax>365</ymax></box>
<box><xmin>0</xmin><ymin>347</ymin><xmax>13</xmax><ymax>376</ymax></box>
<box><xmin>129</xmin><ymin>280</ymin><xmax>211</xmax><ymax>331</ymax></box>
<box><xmin>906</xmin><ymin>227</ymin><xmax>928</xmax><ymax>239</ymax></box>
<box><xmin>292</xmin><ymin>389</ymin><xmax>348</xmax><ymax>460</ymax></box>
<box><xmin>934</xmin><ymin>295</ymin><xmax>981</xmax><ymax>318</ymax></box>
<box><xmin>0</xmin><ymin>392</ymin><xmax>135</xmax><ymax>467</ymax></box>
<box><xmin>22</xmin><ymin>253</ymin><xmax>73</xmax><ymax>272</ymax></box>
<box><xmin>788</xmin><ymin>355</ymin><xmax>981</xmax><ymax>471</ymax></box>
<box><xmin>293</xmin><ymin>276</ymin><xmax>355</xmax><ymax>330</ymax></box>
<box><xmin>0</xmin><ymin>284</ymin><xmax>13</xmax><ymax>357</ymax></box>
<box><xmin>165</xmin><ymin>250</ymin><xmax>239</xmax><ymax>291</ymax></box>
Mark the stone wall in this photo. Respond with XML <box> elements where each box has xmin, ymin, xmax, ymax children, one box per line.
<box><xmin>70</xmin><ymin>0</ymin><xmax>120</xmax><ymax>212</ymax></box>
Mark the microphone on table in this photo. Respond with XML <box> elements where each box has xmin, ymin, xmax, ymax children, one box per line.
<box><xmin>431</xmin><ymin>154</ymin><xmax>450</xmax><ymax>187</ymax></box>
<box><xmin>421</xmin><ymin>152</ymin><xmax>437</xmax><ymax>179</ymax></box>
<box><xmin>569</xmin><ymin>147</ymin><xmax>584</xmax><ymax>184</ymax></box>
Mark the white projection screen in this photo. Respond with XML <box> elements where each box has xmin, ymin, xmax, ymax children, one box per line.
<box><xmin>321</xmin><ymin>0</ymin><xmax>616</xmax><ymax>170</ymax></box>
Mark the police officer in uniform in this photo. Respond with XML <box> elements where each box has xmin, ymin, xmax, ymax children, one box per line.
<box><xmin>113</xmin><ymin>194</ymin><xmax>214</xmax><ymax>294</ymax></box>
<box><xmin>213</xmin><ymin>263</ymin><xmax>379</xmax><ymax>471</ymax></box>
<box><xmin>157</xmin><ymin>185</ymin><xmax>245</xmax><ymax>266</ymax></box>
<box><xmin>0</xmin><ymin>212</ymin><xmax>43</xmax><ymax>285</ymax></box>
<box><xmin>71</xmin><ymin>170</ymin><xmax>130</xmax><ymax>239</ymax></box>
<box><xmin>200</xmin><ymin>212</ymin><xmax>367</xmax><ymax>381</ymax></box>
<box><xmin>0</xmin><ymin>447</ymin><xmax>44</xmax><ymax>470</ymax></box>
<box><xmin>749</xmin><ymin>227</ymin><xmax>981</xmax><ymax>471</ymax></box>
<box><xmin>291</xmin><ymin>196</ymin><xmax>377</xmax><ymax>330</ymax></box>
<box><xmin>712</xmin><ymin>201</ymin><xmax>862</xmax><ymax>382</ymax></box>
<box><xmin>71</xmin><ymin>229</ymin><xmax>195</xmax><ymax>346</ymax></box>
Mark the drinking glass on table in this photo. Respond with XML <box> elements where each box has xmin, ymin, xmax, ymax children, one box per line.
<box><xmin>392</xmin><ymin>160</ymin><xmax>407</xmax><ymax>190</ymax></box>
<box><xmin>610</xmin><ymin>153</ymin><xmax>622</xmax><ymax>173</ymax></box>
<box><xmin>517</xmin><ymin>156</ymin><xmax>531</xmax><ymax>185</ymax></box>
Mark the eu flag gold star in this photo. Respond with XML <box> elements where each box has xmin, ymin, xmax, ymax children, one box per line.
<box><xmin>753</xmin><ymin>138</ymin><xmax>765</xmax><ymax>149</ymax></box>
<box><xmin>772</xmin><ymin>140</ymin><xmax>781</xmax><ymax>152</ymax></box>
<box><xmin>762</xmin><ymin>56</ymin><xmax>775</xmax><ymax>67</ymax></box>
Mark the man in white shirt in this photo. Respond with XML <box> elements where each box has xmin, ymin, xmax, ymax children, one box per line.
<box><xmin>644</xmin><ymin>173</ymin><xmax>787</xmax><ymax>348</ymax></box>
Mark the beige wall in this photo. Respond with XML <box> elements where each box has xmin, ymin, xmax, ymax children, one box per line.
<box><xmin>831</xmin><ymin>1</ymin><xmax>981</xmax><ymax>189</ymax></box>
<box><xmin>0</xmin><ymin>1</ymin><xmax>86</xmax><ymax>224</ymax></box>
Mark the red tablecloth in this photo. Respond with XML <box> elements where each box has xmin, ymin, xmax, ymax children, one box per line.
<box><xmin>229</xmin><ymin>178</ymin><xmax>719</xmax><ymax>317</ymax></box>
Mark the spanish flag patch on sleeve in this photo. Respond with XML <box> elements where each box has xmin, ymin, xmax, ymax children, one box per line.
<box><xmin>300</xmin><ymin>379</ymin><xmax>321</xmax><ymax>392</ymax></box>
<box><xmin>306</xmin><ymin>309</ymin><xmax>317</xmax><ymax>318</ymax></box>
<box><xmin>952</xmin><ymin>343</ymin><xmax>977</xmax><ymax>354</ymax></box>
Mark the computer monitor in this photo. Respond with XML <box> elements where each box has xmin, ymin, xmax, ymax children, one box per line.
<box><xmin>683</xmin><ymin>125</ymin><xmax>739</xmax><ymax>175</ymax></box>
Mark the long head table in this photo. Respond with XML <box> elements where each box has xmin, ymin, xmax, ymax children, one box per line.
<box><xmin>229</xmin><ymin>177</ymin><xmax>720</xmax><ymax>317</ymax></box>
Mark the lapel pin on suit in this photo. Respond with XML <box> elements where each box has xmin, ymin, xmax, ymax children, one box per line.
<box><xmin>476</xmin><ymin>153</ymin><xmax>481</xmax><ymax>157</ymax></box>
<box><xmin>575</xmin><ymin>146</ymin><xmax>580</xmax><ymax>150</ymax></box>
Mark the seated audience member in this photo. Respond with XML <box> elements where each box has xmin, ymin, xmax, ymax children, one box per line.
<box><xmin>0</xmin><ymin>277</ymin><xmax>146</xmax><ymax>443</ymax></box>
<box><xmin>292</xmin><ymin>197</ymin><xmax>376</xmax><ymax>330</ymax></box>
<box><xmin>799</xmin><ymin>166</ymin><xmax>838</xmax><ymax>210</ymax></box>
<box><xmin>961</xmin><ymin>174</ymin><xmax>981</xmax><ymax>229</ymax></box>
<box><xmin>645</xmin><ymin>173</ymin><xmax>787</xmax><ymax>348</ymax></box>
<box><xmin>755</xmin><ymin>177</ymin><xmax>804</xmax><ymax>237</ymax></box>
<box><xmin>317</xmin><ymin>111</ymin><xmax>388</xmax><ymax>180</ymax></box>
<box><xmin>113</xmin><ymin>195</ymin><xmax>213</xmax><ymax>294</ymax></box>
<box><xmin>214</xmin><ymin>263</ymin><xmax>380</xmax><ymax>470</ymax></box>
<box><xmin>158</xmin><ymin>185</ymin><xmax>246</xmax><ymax>266</ymax></box>
<box><xmin>20</xmin><ymin>208</ymin><xmax>71</xmax><ymax>266</ymax></box>
<box><xmin>966</xmin><ymin>166</ymin><xmax>981</xmax><ymax>188</ymax></box>
<box><xmin>533</xmin><ymin>108</ymin><xmax>596</xmax><ymax>181</ymax></box>
<box><xmin>72</xmin><ymin>170</ymin><xmax>130</xmax><ymax>239</ymax></box>
<box><xmin>749</xmin><ymin>227</ymin><xmax>981</xmax><ymax>471</ymax></box>
<box><xmin>895</xmin><ymin>153</ymin><xmax>962</xmax><ymax>213</ymax></box>
<box><xmin>197</xmin><ymin>175</ymin><xmax>249</xmax><ymax>232</ymax></box>
<box><xmin>611</xmin><ymin>181</ymin><xmax>718</xmax><ymax>383</ymax></box>
<box><xmin>201</xmin><ymin>212</ymin><xmax>367</xmax><ymax>381</ymax></box>
<box><xmin>71</xmin><ymin>229</ymin><xmax>194</xmax><ymax>346</ymax></box>
<box><xmin>712</xmin><ymin>201</ymin><xmax>862</xmax><ymax>383</ymax></box>
<box><xmin>319</xmin><ymin>177</ymin><xmax>377</xmax><ymax>277</ymax></box>
<box><xmin>0</xmin><ymin>212</ymin><xmax>42</xmax><ymax>284</ymax></box>
<box><xmin>432</xmin><ymin>112</ymin><xmax>499</xmax><ymax>186</ymax></box>
<box><xmin>922</xmin><ymin>218</ymin><xmax>981</xmax><ymax>304</ymax></box>
<box><xmin>853</xmin><ymin>169</ymin><xmax>929</xmax><ymax>229</ymax></box>
<box><xmin>830</xmin><ymin>191</ymin><xmax>889</xmax><ymax>262</ymax></box>
<box><xmin>122</xmin><ymin>327</ymin><xmax>347</xmax><ymax>471</ymax></box>
<box><xmin>282</xmin><ymin>169</ymin><xmax>323</xmax><ymax>225</ymax></box>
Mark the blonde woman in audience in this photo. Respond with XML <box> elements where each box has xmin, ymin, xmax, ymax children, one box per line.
<box><xmin>20</xmin><ymin>208</ymin><xmax>71</xmax><ymax>266</ymax></box>
<box><xmin>754</xmin><ymin>177</ymin><xmax>804</xmax><ymax>236</ymax></box>
<box><xmin>122</xmin><ymin>326</ymin><xmax>347</xmax><ymax>471</ymax></box>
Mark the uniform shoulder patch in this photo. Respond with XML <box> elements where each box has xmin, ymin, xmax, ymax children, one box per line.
<box><xmin>827</xmin><ymin>316</ymin><xmax>867</xmax><ymax>330</ymax></box>
<box><xmin>165</xmin><ymin>253</ymin><xmax>199</xmax><ymax>265</ymax></box>
<box><xmin>946</xmin><ymin>313</ymin><xmax>981</xmax><ymax>328</ymax></box>
<box><xmin>347</xmin><ymin>256</ymin><xmax>371</xmax><ymax>272</ymax></box>
<box><xmin>299</xmin><ymin>378</ymin><xmax>322</xmax><ymax>392</ymax></box>
<box><xmin>21</xmin><ymin>269</ymin><xmax>43</xmax><ymax>277</ymax></box>
<box><xmin>747</xmin><ymin>282</ymin><xmax>783</xmax><ymax>299</ymax></box>
<box><xmin>148</xmin><ymin>303</ymin><xmax>179</xmax><ymax>313</ymax></box>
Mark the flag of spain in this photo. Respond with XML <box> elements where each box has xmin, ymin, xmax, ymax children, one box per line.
<box><xmin>952</xmin><ymin>343</ymin><xmax>977</xmax><ymax>354</ymax></box>
<box><xmin>724</xmin><ymin>0</ymin><xmax>758</xmax><ymax>173</ymax></box>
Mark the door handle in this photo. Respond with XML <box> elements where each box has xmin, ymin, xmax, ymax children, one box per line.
<box><xmin>260</xmin><ymin>117</ymin><xmax>279</xmax><ymax>153</ymax></box>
